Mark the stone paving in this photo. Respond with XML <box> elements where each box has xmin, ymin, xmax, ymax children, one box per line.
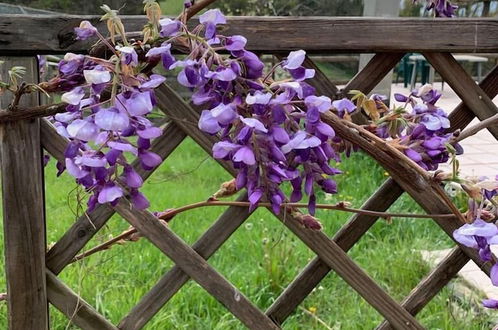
<box><xmin>390</xmin><ymin>82</ymin><xmax>498</xmax><ymax>306</ymax></box>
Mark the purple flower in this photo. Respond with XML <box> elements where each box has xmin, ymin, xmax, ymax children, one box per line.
<box><xmin>233</xmin><ymin>146</ymin><xmax>256</xmax><ymax>165</ymax></box>
<box><xmin>210</xmin><ymin>103</ymin><xmax>237</xmax><ymax>125</ymax></box>
<box><xmin>146</xmin><ymin>44</ymin><xmax>176</xmax><ymax>70</ymax></box>
<box><xmin>98</xmin><ymin>184</ymin><xmax>123</xmax><ymax>204</ymax></box>
<box><xmin>232</xmin><ymin>50</ymin><xmax>264</xmax><ymax>79</ymax></box>
<box><xmin>66</xmin><ymin>119</ymin><xmax>99</xmax><ymax>141</ymax></box>
<box><xmin>159</xmin><ymin>18</ymin><xmax>181</xmax><ymax>37</ymax></box>
<box><xmin>246</xmin><ymin>91</ymin><xmax>272</xmax><ymax>105</ymax></box>
<box><xmin>199</xmin><ymin>9</ymin><xmax>226</xmax><ymax>39</ymax></box>
<box><xmin>61</xmin><ymin>87</ymin><xmax>85</xmax><ymax>105</ymax></box>
<box><xmin>332</xmin><ymin>98</ymin><xmax>356</xmax><ymax>117</ymax></box>
<box><xmin>137</xmin><ymin>127</ymin><xmax>162</xmax><ymax>139</ymax></box>
<box><xmin>213</xmin><ymin>141</ymin><xmax>239</xmax><ymax>159</ymax></box>
<box><xmin>130</xmin><ymin>190</ymin><xmax>150</xmax><ymax>210</ymax></box>
<box><xmin>117</xmin><ymin>46</ymin><xmax>138</xmax><ymax>66</ymax></box>
<box><xmin>483</xmin><ymin>299</ymin><xmax>498</xmax><ymax>309</ymax></box>
<box><xmin>95</xmin><ymin>107</ymin><xmax>129</xmax><ymax>131</ymax></box>
<box><xmin>305</xmin><ymin>95</ymin><xmax>332</xmax><ymax>113</ymax></box>
<box><xmin>281</xmin><ymin>131</ymin><xmax>321</xmax><ymax>154</ymax></box>
<box><xmin>84</xmin><ymin>67</ymin><xmax>111</xmax><ymax>85</ymax></box>
<box><xmin>240</xmin><ymin>117</ymin><xmax>268</xmax><ymax>133</ymax></box>
<box><xmin>139</xmin><ymin>150</ymin><xmax>162</xmax><ymax>169</ymax></box>
<box><xmin>123</xmin><ymin>166</ymin><xmax>143</xmax><ymax>188</ymax></box>
<box><xmin>65</xmin><ymin>158</ymin><xmax>88</xmax><ymax>179</ymax></box>
<box><xmin>116</xmin><ymin>91</ymin><xmax>153</xmax><ymax>116</ymax></box>
<box><xmin>199</xmin><ymin>110</ymin><xmax>221</xmax><ymax>134</ymax></box>
<box><xmin>140</xmin><ymin>74</ymin><xmax>166</xmax><ymax>90</ymax></box>
<box><xmin>107</xmin><ymin>141</ymin><xmax>138</xmax><ymax>156</ymax></box>
<box><xmin>225</xmin><ymin>35</ymin><xmax>247</xmax><ymax>51</ymax></box>
<box><xmin>74</xmin><ymin>20</ymin><xmax>97</xmax><ymax>40</ymax></box>
<box><xmin>283</xmin><ymin>50</ymin><xmax>306</xmax><ymax>70</ymax></box>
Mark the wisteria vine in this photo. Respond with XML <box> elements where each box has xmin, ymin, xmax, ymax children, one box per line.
<box><xmin>5</xmin><ymin>0</ymin><xmax>498</xmax><ymax>311</ymax></box>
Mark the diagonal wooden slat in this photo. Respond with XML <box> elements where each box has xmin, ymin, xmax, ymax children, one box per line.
<box><xmin>302</xmin><ymin>56</ymin><xmax>339</xmax><ymax>99</ymax></box>
<box><xmin>46</xmin><ymin>270</ymin><xmax>117</xmax><ymax>330</ymax></box>
<box><xmin>114</xmin><ymin>199</ymin><xmax>280</xmax><ymax>330</ymax></box>
<box><xmin>44</xmin><ymin>120</ymin><xmax>187</xmax><ymax>274</ymax></box>
<box><xmin>423</xmin><ymin>53</ymin><xmax>498</xmax><ymax>138</ymax></box>
<box><xmin>268</xmin><ymin>60</ymin><xmax>498</xmax><ymax>324</ymax></box>
<box><xmin>341</xmin><ymin>52</ymin><xmax>405</xmax><ymax>97</ymax></box>
<box><xmin>156</xmin><ymin>83</ymin><xmax>425</xmax><ymax>329</ymax></box>
<box><xmin>266</xmin><ymin>178</ymin><xmax>404</xmax><ymax>324</ymax></box>
<box><xmin>376</xmin><ymin>247</ymin><xmax>468</xmax><ymax>330</ymax></box>
<box><xmin>119</xmin><ymin>192</ymin><xmax>252</xmax><ymax>330</ymax></box>
<box><xmin>447</xmin><ymin>64</ymin><xmax>498</xmax><ymax>131</ymax></box>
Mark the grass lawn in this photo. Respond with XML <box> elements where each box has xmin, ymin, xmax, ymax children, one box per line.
<box><xmin>0</xmin><ymin>135</ymin><xmax>494</xmax><ymax>329</ymax></box>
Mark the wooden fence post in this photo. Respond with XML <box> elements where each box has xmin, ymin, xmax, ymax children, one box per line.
<box><xmin>0</xmin><ymin>57</ymin><xmax>48</xmax><ymax>329</ymax></box>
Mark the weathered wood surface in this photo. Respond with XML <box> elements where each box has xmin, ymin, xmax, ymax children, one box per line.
<box><xmin>119</xmin><ymin>193</ymin><xmax>252</xmax><ymax>330</ymax></box>
<box><xmin>424</xmin><ymin>53</ymin><xmax>498</xmax><ymax>138</ymax></box>
<box><xmin>46</xmin><ymin>270</ymin><xmax>117</xmax><ymax>330</ymax></box>
<box><xmin>340</xmin><ymin>52</ymin><xmax>405</xmax><ymax>97</ymax></box>
<box><xmin>0</xmin><ymin>57</ymin><xmax>48</xmax><ymax>329</ymax></box>
<box><xmin>377</xmin><ymin>247</ymin><xmax>468</xmax><ymax>330</ymax></box>
<box><xmin>157</xmin><ymin>84</ymin><xmax>424</xmax><ymax>329</ymax></box>
<box><xmin>448</xmin><ymin>64</ymin><xmax>498</xmax><ymax>133</ymax></box>
<box><xmin>0</xmin><ymin>16</ymin><xmax>497</xmax><ymax>54</ymax></box>
<box><xmin>45</xmin><ymin>120</ymin><xmax>187</xmax><ymax>274</ymax></box>
<box><xmin>114</xmin><ymin>199</ymin><xmax>280</xmax><ymax>330</ymax></box>
<box><xmin>266</xmin><ymin>179</ymin><xmax>405</xmax><ymax>324</ymax></box>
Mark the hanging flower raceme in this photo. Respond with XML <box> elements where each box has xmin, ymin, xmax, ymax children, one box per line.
<box><xmin>45</xmin><ymin>2</ymin><xmax>463</xmax><ymax>220</ymax></box>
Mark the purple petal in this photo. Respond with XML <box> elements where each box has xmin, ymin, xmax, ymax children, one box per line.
<box><xmin>123</xmin><ymin>166</ymin><xmax>143</xmax><ymax>188</ymax></box>
<box><xmin>283</xmin><ymin>50</ymin><xmax>306</xmax><ymax>70</ymax></box>
<box><xmin>233</xmin><ymin>146</ymin><xmax>256</xmax><ymax>165</ymax></box>
<box><xmin>139</xmin><ymin>150</ymin><xmax>162</xmax><ymax>169</ymax></box>
<box><xmin>130</xmin><ymin>190</ymin><xmax>150</xmax><ymax>210</ymax></box>
<box><xmin>61</xmin><ymin>87</ymin><xmax>85</xmax><ymax>105</ymax></box>
<box><xmin>74</xmin><ymin>20</ymin><xmax>97</xmax><ymax>40</ymax></box>
<box><xmin>66</xmin><ymin>119</ymin><xmax>99</xmax><ymax>141</ymax></box>
<box><xmin>95</xmin><ymin>107</ymin><xmax>129</xmax><ymax>131</ymax></box>
<box><xmin>83</xmin><ymin>68</ymin><xmax>111</xmax><ymax>85</ymax></box>
<box><xmin>210</xmin><ymin>103</ymin><xmax>237</xmax><ymax>125</ymax></box>
<box><xmin>225</xmin><ymin>35</ymin><xmax>247</xmax><ymax>51</ymax></box>
<box><xmin>107</xmin><ymin>141</ymin><xmax>138</xmax><ymax>156</ymax></box>
<box><xmin>98</xmin><ymin>184</ymin><xmax>123</xmax><ymax>204</ymax></box>
<box><xmin>213</xmin><ymin>141</ymin><xmax>239</xmax><ymax>159</ymax></box>
<box><xmin>137</xmin><ymin>127</ymin><xmax>163</xmax><ymax>139</ymax></box>
<box><xmin>240</xmin><ymin>117</ymin><xmax>268</xmax><ymax>133</ymax></box>
<box><xmin>159</xmin><ymin>18</ymin><xmax>181</xmax><ymax>37</ymax></box>
<box><xmin>305</xmin><ymin>95</ymin><xmax>331</xmax><ymax>113</ymax></box>
<box><xmin>198</xmin><ymin>110</ymin><xmax>221</xmax><ymax>134</ymax></box>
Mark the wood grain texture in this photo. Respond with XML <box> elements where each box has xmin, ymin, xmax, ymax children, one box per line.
<box><xmin>46</xmin><ymin>270</ymin><xmax>117</xmax><ymax>330</ymax></box>
<box><xmin>0</xmin><ymin>16</ymin><xmax>497</xmax><ymax>54</ymax></box>
<box><xmin>114</xmin><ymin>199</ymin><xmax>280</xmax><ymax>330</ymax></box>
<box><xmin>266</xmin><ymin>178</ymin><xmax>404</xmax><ymax>324</ymax></box>
<box><xmin>377</xmin><ymin>247</ymin><xmax>469</xmax><ymax>330</ymax></box>
<box><xmin>119</xmin><ymin>193</ymin><xmax>252</xmax><ymax>330</ymax></box>
<box><xmin>157</xmin><ymin>86</ymin><xmax>423</xmax><ymax>329</ymax></box>
<box><xmin>0</xmin><ymin>57</ymin><xmax>48</xmax><ymax>329</ymax></box>
<box><xmin>44</xmin><ymin>120</ymin><xmax>187</xmax><ymax>274</ymax></box>
<box><xmin>302</xmin><ymin>56</ymin><xmax>339</xmax><ymax>99</ymax></box>
<box><xmin>341</xmin><ymin>52</ymin><xmax>405</xmax><ymax>97</ymax></box>
<box><xmin>424</xmin><ymin>53</ymin><xmax>498</xmax><ymax>138</ymax></box>
<box><xmin>447</xmin><ymin>64</ymin><xmax>498</xmax><ymax>134</ymax></box>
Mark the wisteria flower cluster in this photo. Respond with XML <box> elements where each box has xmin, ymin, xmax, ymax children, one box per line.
<box><xmin>414</xmin><ymin>0</ymin><xmax>458</xmax><ymax>17</ymax></box>
<box><xmin>452</xmin><ymin>178</ymin><xmax>498</xmax><ymax>309</ymax></box>
<box><xmin>40</xmin><ymin>1</ymin><xmax>465</xmax><ymax>219</ymax></box>
<box><xmin>365</xmin><ymin>84</ymin><xmax>463</xmax><ymax>171</ymax></box>
<box><xmin>41</xmin><ymin>4</ymin><xmax>363</xmax><ymax>215</ymax></box>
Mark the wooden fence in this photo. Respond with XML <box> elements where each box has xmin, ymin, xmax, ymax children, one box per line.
<box><xmin>0</xmin><ymin>15</ymin><xmax>497</xmax><ymax>329</ymax></box>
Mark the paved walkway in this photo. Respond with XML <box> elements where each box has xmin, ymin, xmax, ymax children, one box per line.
<box><xmin>390</xmin><ymin>83</ymin><xmax>498</xmax><ymax>178</ymax></box>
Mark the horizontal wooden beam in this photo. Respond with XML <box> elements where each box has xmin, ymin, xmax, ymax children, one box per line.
<box><xmin>0</xmin><ymin>16</ymin><xmax>497</xmax><ymax>54</ymax></box>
